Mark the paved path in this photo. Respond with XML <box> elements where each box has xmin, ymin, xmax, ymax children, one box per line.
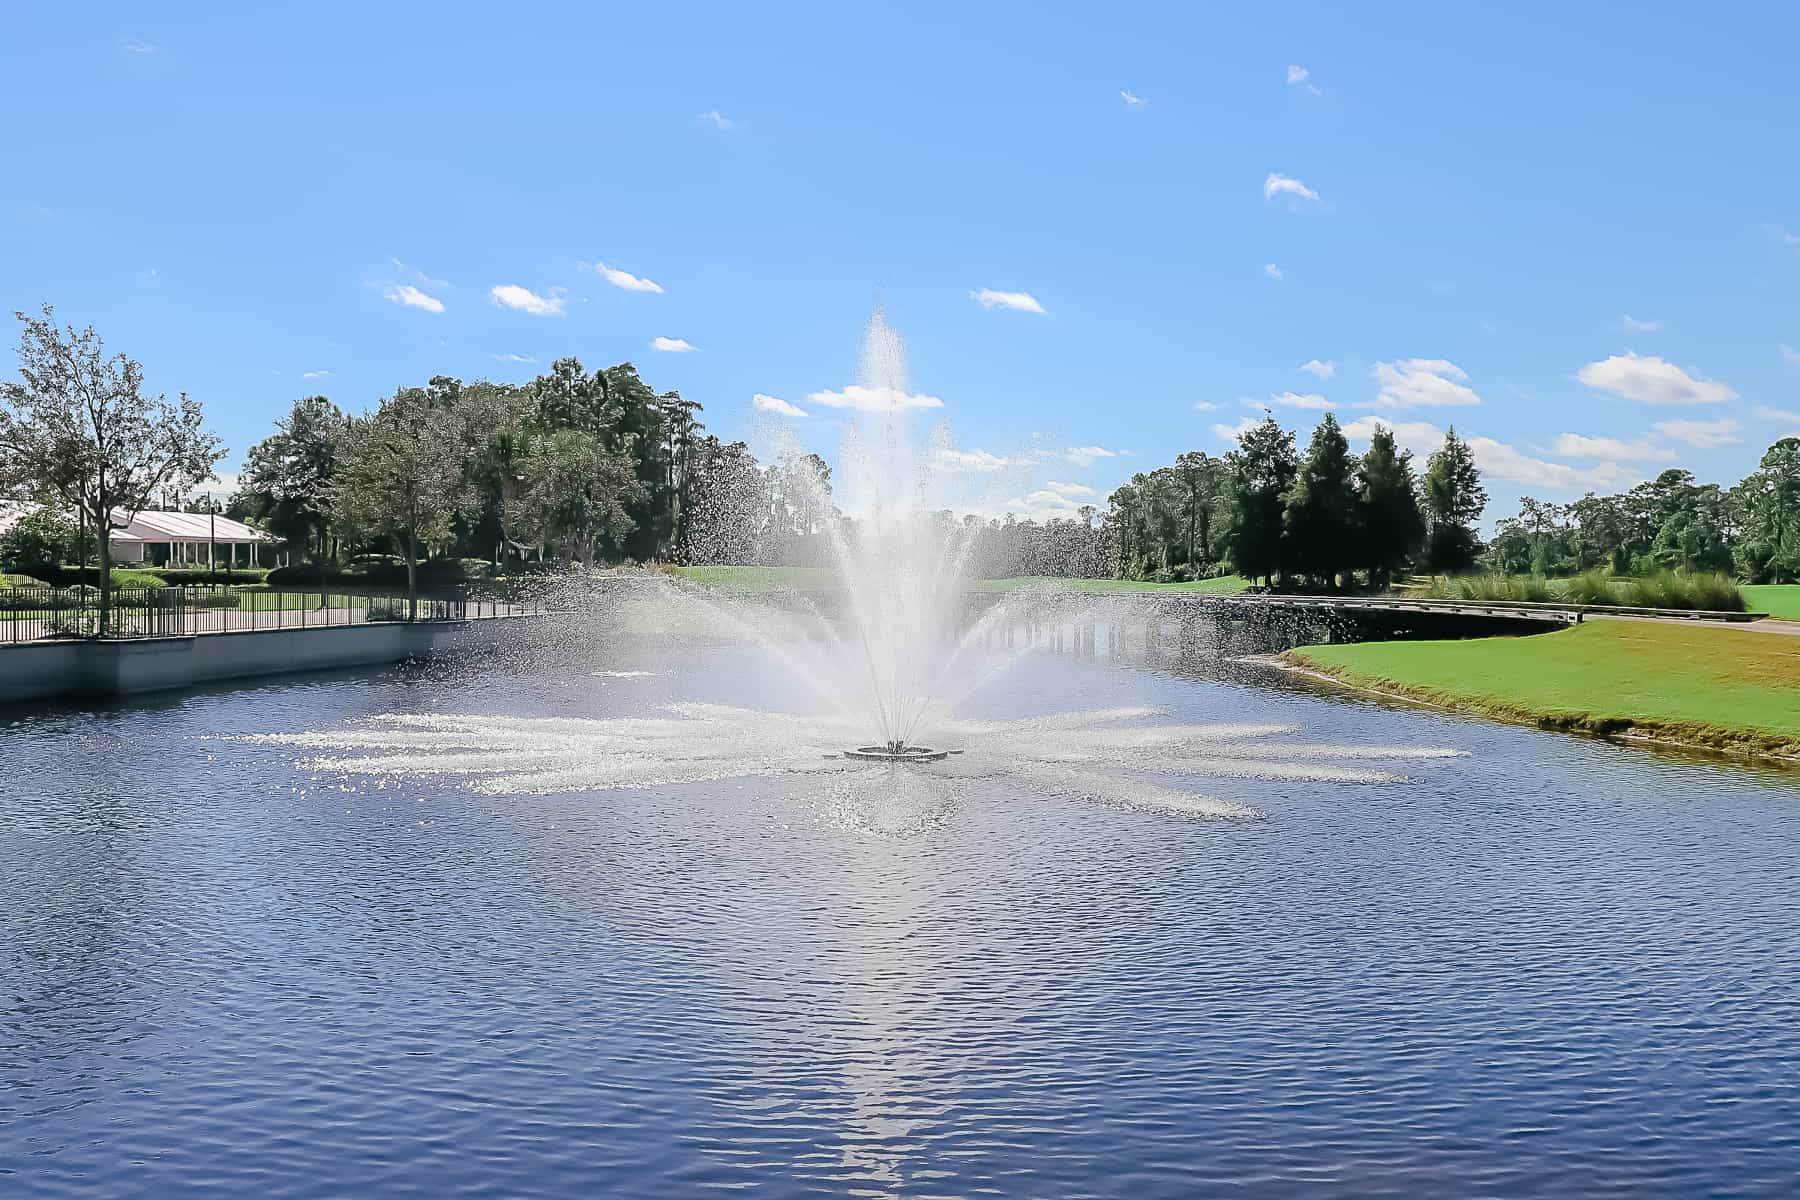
<box><xmin>1592</xmin><ymin>613</ymin><xmax>1800</xmax><ymax>637</ymax></box>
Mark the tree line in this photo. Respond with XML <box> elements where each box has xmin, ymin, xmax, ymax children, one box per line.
<box><xmin>1486</xmin><ymin>444</ymin><xmax>1800</xmax><ymax>583</ymax></box>
<box><xmin>1106</xmin><ymin>415</ymin><xmax>1486</xmax><ymax>589</ymax></box>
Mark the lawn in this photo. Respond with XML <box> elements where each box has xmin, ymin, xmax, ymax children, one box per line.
<box><xmin>1290</xmin><ymin>619</ymin><xmax>1800</xmax><ymax>757</ymax></box>
<box><xmin>668</xmin><ymin>565</ymin><xmax>1251</xmax><ymax>595</ymax></box>
<box><xmin>1743</xmin><ymin>585</ymin><xmax>1800</xmax><ymax>620</ymax></box>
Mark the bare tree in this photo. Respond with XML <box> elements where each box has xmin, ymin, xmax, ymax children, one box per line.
<box><xmin>0</xmin><ymin>306</ymin><xmax>224</xmax><ymax>633</ymax></box>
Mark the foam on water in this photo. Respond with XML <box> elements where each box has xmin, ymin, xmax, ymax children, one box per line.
<box><xmin>239</xmin><ymin>703</ymin><xmax>1465</xmax><ymax>823</ymax></box>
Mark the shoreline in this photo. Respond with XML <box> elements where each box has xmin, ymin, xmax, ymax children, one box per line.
<box><xmin>1258</xmin><ymin>651</ymin><xmax>1800</xmax><ymax>769</ymax></box>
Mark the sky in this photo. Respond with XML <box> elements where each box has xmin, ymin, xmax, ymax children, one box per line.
<box><xmin>2</xmin><ymin>2</ymin><xmax>1797</xmax><ymax>523</ymax></box>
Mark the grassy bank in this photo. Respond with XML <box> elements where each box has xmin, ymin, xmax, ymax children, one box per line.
<box><xmin>1289</xmin><ymin>620</ymin><xmax>1800</xmax><ymax>759</ymax></box>
<box><xmin>668</xmin><ymin>565</ymin><xmax>1251</xmax><ymax>594</ymax></box>
<box><xmin>1743</xmin><ymin>585</ymin><xmax>1800</xmax><ymax>620</ymax></box>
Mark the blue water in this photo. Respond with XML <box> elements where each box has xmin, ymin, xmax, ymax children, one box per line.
<box><xmin>3</xmin><ymin>646</ymin><xmax>1800</xmax><ymax>1197</ymax></box>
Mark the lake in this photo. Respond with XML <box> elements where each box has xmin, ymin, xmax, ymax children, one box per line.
<box><xmin>3</xmin><ymin>636</ymin><xmax>1798</xmax><ymax>1196</ymax></box>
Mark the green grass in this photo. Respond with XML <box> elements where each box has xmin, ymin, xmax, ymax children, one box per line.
<box><xmin>665</xmin><ymin>565</ymin><xmax>1252</xmax><ymax>595</ymax></box>
<box><xmin>666</xmin><ymin>565</ymin><xmax>832</xmax><ymax>591</ymax></box>
<box><xmin>1290</xmin><ymin>620</ymin><xmax>1800</xmax><ymax>757</ymax></box>
<box><xmin>1743</xmin><ymin>585</ymin><xmax>1800</xmax><ymax>620</ymax></box>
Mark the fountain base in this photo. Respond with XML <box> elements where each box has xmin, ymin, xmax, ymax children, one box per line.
<box><xmin>842</xmin><ymin>743</ymin><xmax>956</xmax><ymax>763</ymax></box>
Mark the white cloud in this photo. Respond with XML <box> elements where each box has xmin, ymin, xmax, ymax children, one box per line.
<box><xmin>1263</xmin><ymin>173</ymin><xmax>1321</xmax><ymax>204</ymax></box>
<box><xmin>935</xmin><ymin>448</ymin><xmax>1017</xmax><ymax>472</ymax></box>
<box><xmin>1266</xmin><ymin>391</ymin><xmax>1331</xmax><ymax>410</ymax></box>
<box><xmin>752</xmin><ymin>393</ymin><xmax>807</xmax><ymax>418</ymax></box>
<box><xmin>1045</xmin><ymin>480</ymin><xmax>1096</xmax><ymax>497</ymax></box>
<box><xmin>1755</xmin><ymin>405</ymin><xmax>1800</xmax><ymax>425</ymax></box>
<box><xmin>1212</xmin><ymin>418</ymin><xmax>1259</xmax><ymax>443</ymax></box>
<box><xmin>1284</xmin><ymin>64</ymin><xmax>1322</xmax><ymax>95</ymax></box>
<box><xmin>1781</xmin><ymin>343</ymin><xmax>1800</xmax><ymax>367</ymax></box>
<box><xmin>698</xmin><ymin>109</ymin><xmax>735</xmax><ymax>131</ymax></box>
<box><xmin>807</xmin><ymin>385</ymin><xmax>943</xmax><ymax>412</ymax></box>
<box><xmin>1618</xmin><ymin>314</ymin><xmax>1663</xmax><ymax>333</ymax></box>
<box><xmin>651</xmin><ymin>336</ymin><xmax>697</xmax><ymax>353</ymax></box>
<box><xmin>383</xmin><ymin>283</ymin><xmax>445</xmax><ymax>314</ymax></box>
<box><xmin>1768</xmin><ymin>225</ymin><xmax>1800</xmax><ymax>253</ymax></box>
<box><xmin>1193</xmin><ymin>400</ymin><xmax>1221</xmax><ymax>412</ymax></box>
<box><xmin>490</xmin><ymin>284</ymin><xmax>565</xmax><ymax>317</ymax></box>
<box><xmin>1120</xmin><ymin>89</ymin><xmax>1147</xmax><ymax>107</ymax></box>
<box><xmin>389</xmin><ymin>257</ymin><xmax>449</xmax><ymax>291</ymax></box>
<box><xmin>971</xmin><ymin>288</ymin><xmax>1047</xmax><ymax>315</ymax></box>
<box><xmin>1264</xmin><ymin>263</ymin><xmax>1283</xmax><ymax>281</ymax></box>
<box><xmin>1550</xmin><ymin>433</ymin><xmax>1668</xmax><ymax>462</ymax></box>
<box><xmin>1000</xmin><ymin>490</ymin><xmax>1089</xmax><ymax>519</ymax></box>
<box><xmin>1347</xmin><ymin>417</ymin><xmax>1637</xmax><ymax>491</ymax></box>
<box><xmin>121</xmin><ymin>37</ymin><xmax>157</xmax><ymax>54</ymax></box>
<box><xmin>1340</xmin><ymin>417</ymin><xmax>1445</xmax><ymax>458</ymax></box>
<box><xmin>1299</xmin><ymin>358</ymin><xmax>1336</xmax><ymax>380</ymax></box>
<box><xmin>1577</xmin><ymin>352</ymin><xmax>1735</xmax><ymax>405</ymax></box>
<box><xmin>300</xmin><ymin>369</ymin><xmax>332</xmax><ymax>380</ymax></box>
<box><xmin>587</xmin><ymin>262</ymin><xmax>665</xmax><ymax>293</ymax></box>
<box><xmin>1652</xmin><ymin>418</ymin><xmax>1743</xmax><ymax>449</ymax></box>
<box><xmin>1469</xmin><ymin>437</ymin><xmax>1643</xmax><ymax>493</ymax></box>
<box><xmin>1369</xmin><ymin>358</ymin><xmax>1482</xmax><ymax>409</ymax></box>
<box><xmin>1066</xmin><ymin>445</ymin><xmax>1124</xmax><ymax>467</ymax></box>
<box><xmin>492</xmin><ymin>353</ymin><xmax>537</xmax><ymax>364</ymax></box>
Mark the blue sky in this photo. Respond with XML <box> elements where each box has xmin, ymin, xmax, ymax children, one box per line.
<box><xmin>3</xmin><ymin>2</ymin><xmax>1797</xmax><ymax>522</ymax></box>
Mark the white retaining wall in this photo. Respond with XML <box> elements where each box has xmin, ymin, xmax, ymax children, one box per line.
<box><xmin>0</xmin><ymin>620</ymin><xmax>508</xmax><ymax>705</ymax></box>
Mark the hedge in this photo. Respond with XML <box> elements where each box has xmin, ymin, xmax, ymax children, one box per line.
<box><xmin>266</xmin><ymin>558</ymin><xmax>491</xmax><ymax>588</ymax></box>
<box><xmin>22</xmin><ymin>566</ymin><xmax>168</xmax><ymax>589</ymax></box>
<box><xmin>147</xmin><ymin>566</ymin><xmax>272</xmax><ymax>586</ymax></box>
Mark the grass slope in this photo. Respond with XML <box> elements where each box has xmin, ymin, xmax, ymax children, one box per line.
<box><xmin>1743</xmin><ymin>585</ymin><xmax>1800</xmax><ymax>620</ymax></box>
<box><xmin>1290</xmin><ymin>619</ymin><xmax>1800</xmax><ymax>757</ymax></box>
<box><xmin>669</xmin><ymin>565</ymin><xmax>1250</xmax><ymax>594</ymax></box>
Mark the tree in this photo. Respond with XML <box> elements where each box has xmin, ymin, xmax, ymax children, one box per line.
<box><xmin>1420</xmin><ymin>427</ymin><xmax>1486</xmax><ymax>573</ymax></box>
<box><xmin>1735</xmin><ymin>438</ymin><xmax>1800</xmax><ymax>582</ymax></box>
<box><xmin>237</xmin><ymin>395</ymin><xmax>347</xmax><ymax>570</ymax></box>
<box><xmin>517</xmin><ymin>430</ymin><xmax>646</xmax><ymax>565</ymax></box>
<box><xmin>1225</xmin><ymin>418</ymin><xmax>1299</xmax><ymax>586</ymax></box>
<box><xmin>0</xmin><ymin>506</ymin><xmax>79</xmax><ymax>577</ymax></box>
<box><xmin>326</xmin><ymin>387</ymin><xmax>470</xmax><ymax>617</ymax></box>
<box><xmin>0</xmin><ymin>306</ymin><xmax>224</xmax><ymax>633</ymax></box>
<box><xmin>1282</xmin><ymin>413</ymin><xmax>1359</xmax><ymax>589</ymax></box>
<box><xmin>1568</xmin><ymin>492</ymin><xmax>1628</xmax><ymax>572</ymax></box>
<box><xmin>1356</xmin><ymin>424</ymin><xmax>1425</xmax><ymax>588</ymax></box>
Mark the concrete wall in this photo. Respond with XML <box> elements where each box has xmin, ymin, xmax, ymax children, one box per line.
<box><xmin>0</xmin><ymin>620</ymin><xmax>508</xmax><ymax>705</ymax></box>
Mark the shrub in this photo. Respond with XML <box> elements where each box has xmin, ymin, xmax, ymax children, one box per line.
<box><xmin>1622</xmin><ymin>570</ymin><xmax>1744</xmax><ymax>612</ymax></box>
<box><xmin>266</xmin><ymin>557</ymin><xmax>485</xmax><ymax>589</ymax></box>
<box><xmin>1451</xmin><ymin>573</ymin><xmax>1556</xmax><ymax>603</ymax></box>
<box><xmin>147</xmin><ymin>566</ymin><xmax>270</xmax><ymax>586</ymax></box>
<box><xmin>1561</xmin><ymin>569</ymin><xmax>1618</xmax><ymax>607</ymax></box>
<box><xmin>25</xmin><ymin>565</ymin><xmax>167</xmax><ymax>588</ymax></box>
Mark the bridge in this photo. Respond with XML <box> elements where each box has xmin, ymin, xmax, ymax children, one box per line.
<box><xmin>960</xmin><ymin>589</ymin><xmax>1768</xmax><ymax>660</ymax></box>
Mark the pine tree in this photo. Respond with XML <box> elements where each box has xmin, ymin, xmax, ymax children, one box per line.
<box><xmin>1283</xmin><ymin>413</ymin><xmax>1359</xmax><ymax>589</ymax></box>
<box><xmin>1225</xmin><ymin>418</ymin><xmax>1299</xmax><ymax>586</ymax></box>
<box><xmin>1421</xmin><ymin>427</ymin><xmax>1486</xmax><ymax>573</ymax></box>
<box><xmin>1357</xmin><ymin>425</ymin><xmax>1425</xmax><ymax>588</ymax></box>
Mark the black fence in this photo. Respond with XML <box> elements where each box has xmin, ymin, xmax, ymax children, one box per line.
<box><xmin>0</xmin><ymin>586</ymin><xmax>540</xmax><ymax>645</ymax></box>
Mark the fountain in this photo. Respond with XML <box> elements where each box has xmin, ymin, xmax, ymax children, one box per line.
<box><xmin>243</xmin><ymin>310</ymin><xmax>1466</xmax><ymax>822</ymax></box>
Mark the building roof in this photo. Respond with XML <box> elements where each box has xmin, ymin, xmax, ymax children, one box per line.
<box><xmin>115</xmin><ymin>509</ymin><xmax>275</xmax><ymax>543</ymax></box>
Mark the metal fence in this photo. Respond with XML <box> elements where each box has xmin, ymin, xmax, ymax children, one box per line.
<box><xmin>0</xmin><ymin>586</ymin><xmax>540</xmax><ymax>645</ymax></box>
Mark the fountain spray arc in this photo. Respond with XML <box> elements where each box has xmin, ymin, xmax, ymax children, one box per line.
<box><xmin>803</xmin><ymin>310</ymin><xmax>979</xmax><ymax>760</ymax></box>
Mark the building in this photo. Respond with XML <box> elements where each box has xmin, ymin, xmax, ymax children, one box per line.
<box><xmin>0</xmin><ymin>502</ymin><xmax>281</xmax><ymax>568</ymax></box>
<box><xmin>109</xmin><ymin>509</ymin><xmax>280</xmax><ymax>568</ymax></box>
